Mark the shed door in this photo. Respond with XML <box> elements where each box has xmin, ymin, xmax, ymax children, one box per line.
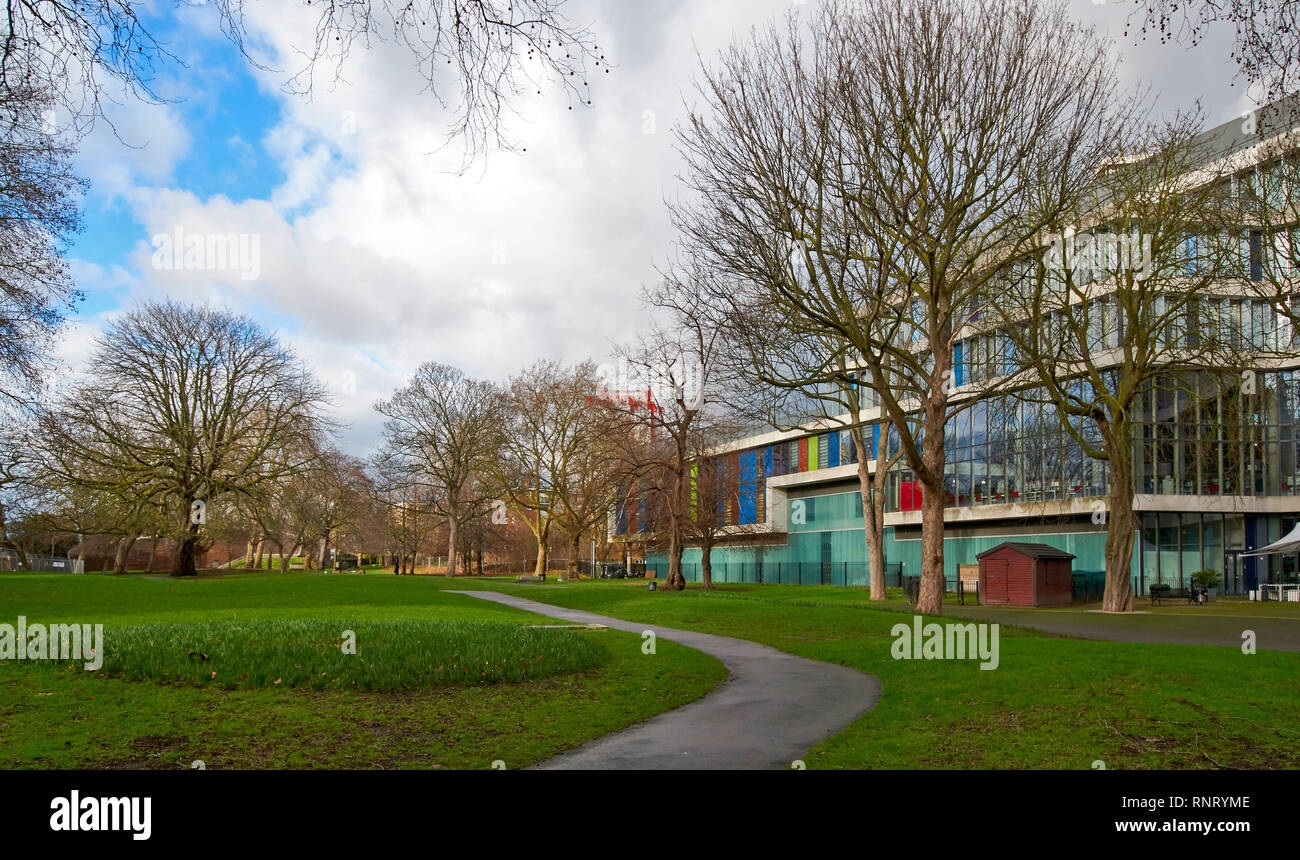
<box><xmin>985</xmin><ymin>560</ymin><xmax>1009</xmax><ymax>602</ymax></box>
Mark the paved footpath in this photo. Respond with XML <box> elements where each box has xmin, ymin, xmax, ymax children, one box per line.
<box><xmin>448</xmin><ymin>591</ymin><xmax>881</xmax><ymax>770</ymax></box>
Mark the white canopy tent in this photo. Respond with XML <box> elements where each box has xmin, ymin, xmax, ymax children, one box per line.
<box><xmin>1241</xmin><ymin>522</ymin><xmax>1300</xmax><ymax>557</ymax></box>
<box><xmin>1241</xmin><ymin>523</ymin><xmax>1300</xmax><ymax>601</ymax></box>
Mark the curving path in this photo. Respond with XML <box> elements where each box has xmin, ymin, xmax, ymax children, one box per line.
<box><xmin>448</xmin><ymin>590</ymin><xmax>881</xmax><ymax>770</ymax></box>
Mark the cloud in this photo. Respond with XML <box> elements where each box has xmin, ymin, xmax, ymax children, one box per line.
<box><xmin>62</xmin><ymin>0</ymin><xmax>1247</xmax><ymax>457</ymax></box>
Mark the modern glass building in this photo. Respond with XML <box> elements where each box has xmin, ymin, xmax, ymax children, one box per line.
<box><xmin>624</xmin><ymin>104</ymin><xmax>1300</xmax><ymax>596</ymax></box>
<box><xmin>626</xmin><ymin>368</ymin><xmax>1300</xmax><ymax>594</ymax></box>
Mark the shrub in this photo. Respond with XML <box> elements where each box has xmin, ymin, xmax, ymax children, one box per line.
<box><xmin>1191</xmin><ymin>569</ymin><xmax>1221</xmax><ymax>590</ymax></box>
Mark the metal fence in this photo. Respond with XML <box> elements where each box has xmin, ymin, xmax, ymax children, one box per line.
<box><xmin>0</xmin><ymin>553</ymin><xmax>83</xmax><ymax>574</ymax></box>
<box><xmin>1072</xmin><ymin>570</ymin><xmax>1107</xmax><ymax>603</ymax></box>
<box><xmin>644</xmin><ymin>559</ymin><xmax>929</xmax><ymax>588</ymax></box>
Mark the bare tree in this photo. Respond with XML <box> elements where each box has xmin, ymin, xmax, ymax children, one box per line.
<box><xmin>371</xmin><ymin>454</ymin><xmax>441</xmax><ymax>574</ymax></box>
<box><xmin>0</xmin><ymin>81</ymin><xmax>84</xmax><ymax>408</ymax></box>
<box><xmin>671</xmin><ymin>0</ymin><xmax>1132</xmax><ymax>613</ymax></box>
<box><xmin>33</xmin><ymin>301</ymin><xmax>330</xmax><ymax>576</ymax></box>
<box><xmin>1231</xmin><ymin>105</ymin><xmax>1300</xmax><ymax>329</ymax></box>
<box><xmin>494</xmin><ymin>358</ymin><xmax>634</xmax><ymax>581</ymax></box>
<box><xmin>1129</xmin><ymin>1</ymin><xmax>1300</xmax><ymax>106</ymax></box>
<box><xmin>302</xmin><ymin>450</ymin><xmax>372</xmax><ymax>570</ymax></box>
<box><xmin>993</xmin><ymin>114</ymin><xmax>1253</xmax><ymax>611</ymax></box>
<box><xmin>660</xmin><ymin>262</ymin><xmax>907</xmax><ymax>598</ymax></box>
<box><xmin>2</xmin><ymin>0</ymin><xmax>603</xmax><ymax>156</ymax></box>
<box><xmin>374</xmin><ymin>362</ymin><xmax>501</xmax><ymax>577</ymax></box>
<box><xmin>495</xmin><ymin>359</ymin><xmax>570</xmax><ymax>576</ymax></box>
<box><xmin>615</xmin><ymin>293</ymin><xmax>726</xmax><ymax>591</ymax></box>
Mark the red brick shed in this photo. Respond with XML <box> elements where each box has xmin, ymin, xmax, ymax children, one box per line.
<box><xmin>976</xmin><ymin>542</ymin><xmax>1075</xmax><ymax>607</ymax></box>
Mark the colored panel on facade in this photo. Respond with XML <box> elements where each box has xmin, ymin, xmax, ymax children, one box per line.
<box><xmin>827</xmin><ymin>432</ymin><xmax>838</xmax><ymax>467</ymax></box>
<box><xmin>729</xmin><ymin>452</ymin><xmax>741</xmax><ymax>525</ymax></box>
<box><xmin>954</xmin><ymin>341</ymin><xmax>965</xmax><ymax>386</ymax></box>
<box><xmin>809</xmin><ymin>436</ymin><xmax>819</xmax><ymax>470</ymax></box>
<box><xmin>739</xmin><ymin>450</ymin><xmax>757</xmax><ymax>524</ymax></box>
<box><xmin>764</xmin><ymin>445</ymin><xmax>773</xmax><ymax>479</ymax></box>
<box><xmin>798</xmin><ymin>438</ymin><xmax>808</xmax><ymax>472</ymax></box>
<box><xmin>900</xmin><ymin>480</ymin><xmax>923</xmax><ymax>512</ymax></box>
<box><xmin>690</xmin><ymin>462</ymin><xmax>698</xmax><ymax>516</ymax></box>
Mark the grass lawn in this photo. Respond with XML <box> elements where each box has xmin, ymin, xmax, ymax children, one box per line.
<box><xmin>0</xmin><ymin>572</ymin><xmax>726</xmax><ymax>769</ymax></box>
<box><xmin>417</xmin><ymin>577</ymin><xmax>1300</xmax><ymax>770</ymax></box>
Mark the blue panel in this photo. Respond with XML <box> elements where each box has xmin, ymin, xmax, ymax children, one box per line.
<box><xmin>764</xmin><ymin>445</ymin><xmax>773</xmax><ymax>479</ymax></box>
<box><xmin>954</xmin><ymin>341</ymin><xmax>965</xmax><ymax>386</ymax></box>
<box><xmin>739</xmin><ymin>451</ymin><xmax>757</xmax><ymax>524</ymax></box>
<box><xmin>828</xmin><ymin>430</ymin><xmax>839</xmax><ymax>467</ymax></box>
<box><xmin>872</xmin><ymin>423</ymin><xmax>881</xmax><ymax>458</ymax></box>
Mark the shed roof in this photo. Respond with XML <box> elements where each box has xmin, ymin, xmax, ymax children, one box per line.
<box><xmin>976</xmin><ymin>541</ymin><xmax>1076</xmax><ymax>561</ymax></box>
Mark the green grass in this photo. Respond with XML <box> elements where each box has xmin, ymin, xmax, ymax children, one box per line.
<box><xmin>0</xmin><ymin>572</ymin><xmax>727</xmax><ymax>769</ymax></box>
<box><xmin>21</xmin><ymin>619</ymin><xmax>607</xmax><ymax>690</ymax></box>
<box><xmin>413</xmin><ymin>577</ymin><xmax>1300</xmax><ymax>770</ymax></box>
<box><xmin>7</xmin><ymin>570</ymin><xmax>1296</xmax><ymax>770</ymax></box>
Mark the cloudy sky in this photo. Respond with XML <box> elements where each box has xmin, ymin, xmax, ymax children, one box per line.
<box><xmin>63</xmin><ymin>0</ymin><xmax>1249</xmax><ymax>455</ymax></box>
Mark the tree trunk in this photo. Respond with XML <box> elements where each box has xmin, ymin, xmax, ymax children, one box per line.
<box><xmin>446</xmin><ymin>517</ymin><xmax>459</xmax><ymax>577</ymax></box>
<box><xmin>475</xmin><ymin>547</ymin><xmax>484</xmax><ymax>576</ymax></box>
<box><xmin>914</xmin><ymin>405</ymin><xmax>948</xmax><ymax>616</ymax></box>
<box><xmin>852</xmin><ymin>426</ymin><xmax>888</xmax><ymax>601</ymax></box>
<box><xmin>145</xmin><ymin>537</ymin><xmax>158</xmax><ymax>573</ymax></box>
<box><xmin>1101</xmin><ymin>419</ymin><xmax>1136</xmax><ymax>612</ymax></box>
<box><xmin>665</xmin><ymin>528</ymin><xmax>686</xmax><ymax>591</ymax></box>
<box><xmin>563</xmin><ymin>531</ymin><xmax>582</xmax><ymax>582</ymax></box>
<box><xmin>700</xmin><ymin>541</ymin><xmax>714</xmax><ymax>590</ymax></box>
<box><xmin>532</xmin><ymin>516</ymin><xmax>551</xmax><ymax>576</ymax></box>
<box><xmin>664</xmin><ymin>463</ymin><xmax>687</xmax><ymax>590</ymax></box>
<box><xmin>173</xmin><ymin>523</ymin><xmax>200</xmax><ymax>577</ymax></box>
<box><xmin>112</xmin><ymin>536</ymin><xmax>137</xmax><ymax>576</ymax></box>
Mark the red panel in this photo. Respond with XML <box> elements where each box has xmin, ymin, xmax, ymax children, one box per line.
<box><xmin>798</xmin><ymin>438</ymin><xmax>808</xmax><ymax>472</ymax></box>
<box><xmin>900</xmin><ymin>481</ymin><xmax>923</xmax><ymax>512</ymax></box>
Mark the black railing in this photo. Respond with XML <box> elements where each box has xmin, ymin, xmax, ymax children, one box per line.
<box><xmin>642</xmin><ymin>559</ymin><xmax>928</xmax><ymax>588</ymax></box>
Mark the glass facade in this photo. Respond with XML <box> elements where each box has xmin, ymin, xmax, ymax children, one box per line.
<box><xmin>628</xmin><ymin>367</ymin><xmax>1300</xmax><ymax>595</ymax></box>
